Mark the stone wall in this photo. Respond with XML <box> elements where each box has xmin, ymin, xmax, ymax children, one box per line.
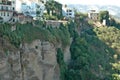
<box><xmin>45</xmin><ymin>20</ymin><xmax>68</xmax><ymax>28</ymax></box>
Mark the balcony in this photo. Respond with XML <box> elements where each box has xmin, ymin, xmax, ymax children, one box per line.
<box><xmin>0</xmin><ymin>5</ymin><xmax>13</xmax><ymax>12</ymax></box>
<box><xmin>1</xmin><ymin>0</ymin><xmax>12</xmax><ymax>5</ymax></box>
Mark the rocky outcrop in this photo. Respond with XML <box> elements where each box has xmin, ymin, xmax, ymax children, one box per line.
<box><xmin>0</xmin><ymin>51</ymin><xmax>22</xmax><ymax>80</ymax></box>
<box><xmin>0</xmin><ymin>39</ymin><xmax>71</xmax><ymax>80</ymax></box>
<box><xmin>22</xmin><ymin>40</ymin><xmax>59</xmax><ymax>80</ymax></box>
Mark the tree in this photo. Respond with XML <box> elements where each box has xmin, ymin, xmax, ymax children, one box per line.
<box><xmin>45</xmin><ymin>0</ymin><xmax>63</xmax><ymax>20</ymax></box>
<box><xmin>68</xmin><ymin>21</ymin><xmax>75</xmax><ymax>37</ymax></box>
<box><xmin>99</xmin><ymin>11</ymin><xmax>110</xmax><ymax>25</ymax></box>
<box><xmin>56</xmin><ymin>48</ymin><xmax>68</xmax><ymax>80</ymax></box>
<box><xmin>109</xmin><ymin>18</ymin><xmax>116</xmax><ymax>26</ymax></box>
<box><xmin>56</xmin><ymin>48</ymin><xmax>64</xmax><ymax>65</ymax></box>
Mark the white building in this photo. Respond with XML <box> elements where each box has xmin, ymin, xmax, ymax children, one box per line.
<box><xmin>102</xmin><ymin>19</ymin><xmax>106</xmax><ymax>26</ymax></box>
<box><xmin>0</xmin><ymin>0</ymin><xmax>15</xmax><ymax>22</ymax></box>
<box><xmin>88</xmin><ymin>10</ymin><xmax>99</xmax><ymax>20</ymax></box>
<box><xmin>0</xmin><ymin>0</ymin><xmax>46</xmax><ymax>23</ymax></box>
<box><xmin>62</xmin><ymin>5</ymin><xmax>75</xmax><ymax>18</ymax></box>
<box><xmin>21</xmin><ymin>2</ymin><xmax>45</xmax><ymax>20</ymax></box>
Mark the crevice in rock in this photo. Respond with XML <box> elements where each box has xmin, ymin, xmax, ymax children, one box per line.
<box><xmin>20</xmin><ymin>44</ymin><xmax>25</xmax><ymax>80</ymax></box>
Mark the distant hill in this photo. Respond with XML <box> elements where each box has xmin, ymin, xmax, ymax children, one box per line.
<box><xmin>68</xmin><ymin>4</ymin><xmax>120</xmax><ymax>19</ymax></box>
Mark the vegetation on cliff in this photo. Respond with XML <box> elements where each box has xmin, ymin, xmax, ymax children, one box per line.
<box><xmin>0</xmin><ymin>22</ymin><xmax>70</xmax><ymax>48</ymax></box>
<box><xmin>45</xmin><ymin>0</ymin><xmax>63</xmax><ymax>20</ymax></box>
<box><xmin>57</xmin><ymin>16</ymin><xmax>120</xmax><ymax>80</ymax></box>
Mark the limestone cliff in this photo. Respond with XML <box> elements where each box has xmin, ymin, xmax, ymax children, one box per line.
<box><xmin>0</xmin><ymin>39</ymin><xmax>71</xmax><ymax>80</ymax></box>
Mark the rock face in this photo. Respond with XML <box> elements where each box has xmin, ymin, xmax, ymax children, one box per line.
<box><xmin>0</xmin><ymin>51</ymin><xmax>22</xmax><ymax>80</ymax></box>
<box><xmin>0</xmin><ymin>40</ymin><xmax>62</xmax><ymax>80</ymax></box>
<box><xmin>22</xmin><ymin>40</ymin><xmax>60</xmax><ymax>80</ymax></box>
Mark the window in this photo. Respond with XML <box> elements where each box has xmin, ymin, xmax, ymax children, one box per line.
<box><xmin>7</xmin><ymin>12</ymin><xmax>9</xmax><ymax>16</ymax></box>
<box><xmin>41</xmin><ymin>1</ymin><xmax>44</xmax><ymax>3</ymax></box>
<box><xmin>67</xmin><ymin>10</ymin><xmax>69</xmax><ymax>12</ymax></box>
<box><xmin>4</xmin><ymin>12</ymin><xmax>5</xmax><ymax>16</ymax></box>
<box><xmin>1</xmin><ymin>6</ymin><xmax>3</xmax><ymax>10</ymax></box>
<box><xmin>1</xmin><ymin>12</ymin><xmax>2</xmax><ymax>16</ymax></box>
<box><xmin>13</xmin><ymin>19</ymin><xmax>15</xmax><ymax>22</ymax></box>
<box><xmin>69</xmin><ymin>13</ymin><xmax>72</xmax><ymax>15</ymax></box>
<box><xmin>13</xmin><ymin>1</ymin><xmax>15</xmax><ymax>4</ymax></box>
<box><xmin>13</xmin><ymin>7</ymin><xmax>15</xmax><ymax>10</ymax></box>
<box><xmin>6</xmin><ymin>7</ymin><xmax>8</xmax><ymax>10</ymax></box>
<box><xmin>69</xmin><ymin>10</ymin><xmax>72</xmax><ymax>12</ymax></box>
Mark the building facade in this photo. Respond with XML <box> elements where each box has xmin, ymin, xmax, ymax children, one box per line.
<box><xmin>0</xmin><ymin>0</ymin><xmax>15</xmax><ymax>22</ymax></box>
<box><xmin>0</xmin><ymin>0</ymin><xmax>46</xmax><ymax>23</ymax></box>
<box><xmin>88</xmin><ymin>10</ymin><xmax>99</xmax><ymax>20</ymax></box>
<box><xmin>21</xmin><ymin>2</ymin><xmax>45</xmax><ymax>20</ymax></box>
<box><xmin>62</xmin><ymin>5</ymin><xmax>75</xmax><ymax>18</ymax></box>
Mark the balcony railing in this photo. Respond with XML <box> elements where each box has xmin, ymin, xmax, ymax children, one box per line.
<box><xmin>1</xmin><ymin>1</ymin><xmax>12</xmax><ymax>5</ymax></box>
<box><xmin>0</xmin><ymin>5</ymin><xmax>13</xmax><ymax>11</ymax></box>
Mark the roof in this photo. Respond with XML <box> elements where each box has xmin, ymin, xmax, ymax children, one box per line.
<box><xmin>88</xmin><ymin>10</ymin><xmax>99</xmax><ymax>13</ymax></box>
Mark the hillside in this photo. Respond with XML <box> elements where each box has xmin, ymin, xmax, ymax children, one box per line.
<box><xmin>0</xmin><ymin>15</ymin><xmax>120</xmax><ymax>80</ymax></box>
<box><xmin>56</xmin><ymin>17</ymin><xmax>120</xmax><ymax>80</ymax></box>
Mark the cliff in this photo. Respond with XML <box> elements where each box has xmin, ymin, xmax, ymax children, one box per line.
<box><xmin>0</xmin><ymin>21</ymin><xmax>72</xmax><ymax>80</ymax></box>
<box><xmin>1</xmin><ymin>15</ymin><xmax>120</xmax><ymax>80</ymax></box>
<box><xmin>0</xmin><ymin>39</ymin><xmax>71</xmax><ymax>80</ymax></box>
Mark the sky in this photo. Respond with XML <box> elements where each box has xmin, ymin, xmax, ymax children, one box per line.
<box><xmin>55</xmin><ymin>0</ymin><xmax>120</xmax><ymax>6</ymax></box>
